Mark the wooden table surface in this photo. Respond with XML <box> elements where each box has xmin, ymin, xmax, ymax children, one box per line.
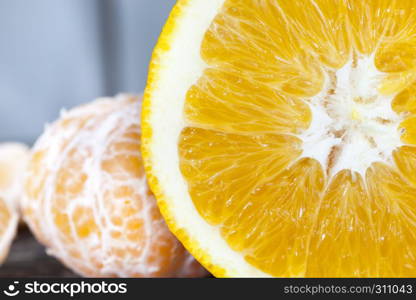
<box><xmin>0</xmin><ymin>227</ymin><xmax>77</xmax><ymax>278</ymax></box>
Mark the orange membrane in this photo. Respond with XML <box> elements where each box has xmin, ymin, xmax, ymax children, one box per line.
<box><xmin>179</xmin><ymin>0</ymin><xmax>416</xmax><ymax>276</ymax></box>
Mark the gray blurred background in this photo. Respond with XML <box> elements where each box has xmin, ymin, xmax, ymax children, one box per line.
<box><xmin>0</xmin><ymin>0</ymin><xmax>175</xmax><ymax>144</ymax></box>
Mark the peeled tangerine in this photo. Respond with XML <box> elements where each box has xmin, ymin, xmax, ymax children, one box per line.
<box><xmin>21</xmin><ymin>95</ymin><xmax>206</xmax><ymax>277</ymax></box>
<box><xmin>0</xmin><ymin>143</ymin><xmax>29</xmax><ymax>262</ymax></box>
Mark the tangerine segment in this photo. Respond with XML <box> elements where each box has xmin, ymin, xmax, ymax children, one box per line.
<box><xmin>400</xmin><ymin>116</ymin><xmax>416</xmax><ymax>145</ymax></box>
<box><xmin>305</xmin><ymin>170</ymin><xmax>378</xmax><ymax>277</ymax></box>
<box><xmin>365</xmin><ymin>163</ymin><xmax>416</xmax><ymax>277</ymax></box>
<box><xmin>267</xmin><ymin>0</ymin><xmax>351</xmax><ymax>69</ymax></box>
<box><xmin>201</xmin><ymin>0</ymin><xmax>324</xmax><ymax>97</ymax></box>
<box><xmin>185</xmin><ymin>69</ymin><xmax>311</xmax><ymax>135</ymax></box>
<box><xmin>178</xmin><ymin>0</ymin><xmax>416</xmax><ymax>276</ymax></box>
<box><xmin>392</xmin><ymin>82</ymin><xmax>416</xmax><ymax>115</ymax></box>
<box><xmin>348</xmin><ymin>0</ymin><xmax>416</xmax><ymax>55</ymax></box>
<box><xmin>232</xmin><ymin>158</ymin><xmax>325</xmax><ymax>277</ymax></box>
<box><xmin>394</xmin><ymin>146</ymin><xmax>416</xmax><ymax>186</ymax></box>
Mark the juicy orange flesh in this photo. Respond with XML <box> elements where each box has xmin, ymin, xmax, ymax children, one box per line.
<box><xmin>179</xmin><ymin>0</ymin><xmax>416</xmax><ymax>276</ymax></box>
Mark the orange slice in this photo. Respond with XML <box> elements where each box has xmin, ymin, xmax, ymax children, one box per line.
<box><xmin>143</xmin><ymin>0</ymin><xmax>416</xmax><ymax>277</ymax></box>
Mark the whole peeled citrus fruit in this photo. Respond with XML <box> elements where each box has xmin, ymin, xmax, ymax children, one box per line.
<box><xmin>22</xmin><ymin>94</ymin><xmax>206</xmax><ymax>277</ymax></box>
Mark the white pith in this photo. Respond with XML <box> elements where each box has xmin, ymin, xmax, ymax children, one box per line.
<box><xmin>300</xmin><ymin>54</ymin><xmax>404</xmax><ymax>178</ymax></box>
